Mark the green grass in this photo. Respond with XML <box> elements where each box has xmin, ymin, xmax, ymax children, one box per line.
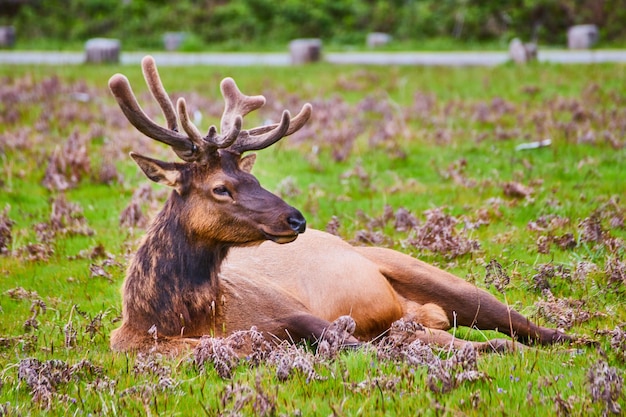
<box><xmin>0</xmin><ymin>62</ymin><xmax>625</xmax><ymax>415</ymax></box>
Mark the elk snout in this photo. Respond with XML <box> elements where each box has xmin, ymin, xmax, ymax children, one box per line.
<box><xmin>287</xmin><ymin>210</ymin><xmax>307</xmax><ymax>234</ymax></box>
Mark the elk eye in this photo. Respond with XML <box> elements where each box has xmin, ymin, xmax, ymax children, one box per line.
<box><xmin>212</xmin><ymin>185</ymin><xmax>231</xmax><ymax>197</ymax></box>
<box><xmin>213</xmin><ymin>185</ymin><xmax>230</xmax><ymax>196</ymax></box>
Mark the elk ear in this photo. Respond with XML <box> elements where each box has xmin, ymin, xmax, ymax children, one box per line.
<box><xmin>238</xmin><ymin>153</ymin><xmax>257</xmax><ymax>173</ymax></box>
<box><xmin>130</xmin><ymin>152</ymin><xmax>184</xmax><ymax>191</ymax></box>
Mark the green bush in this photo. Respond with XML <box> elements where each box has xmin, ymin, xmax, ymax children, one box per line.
<box><xmin>3</xmin><ymin>0</ymin><xmax>625</xmax><ymax>50</ymax></box>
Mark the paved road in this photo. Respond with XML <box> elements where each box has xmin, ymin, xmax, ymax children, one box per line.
<box><xmin>0</xmin><ymin>49</ymin><xmax>625</xmax><ymax>66</ymax></box>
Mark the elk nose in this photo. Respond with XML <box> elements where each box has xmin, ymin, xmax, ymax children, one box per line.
<box><xmin>288</xmin><ymin>212</ymin><xmax>307</xmax><ymax>233</ymax></box>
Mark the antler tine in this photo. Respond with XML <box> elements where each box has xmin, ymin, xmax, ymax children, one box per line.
<box><xmin>176</xmin><ymin>97</ymin><xmax>205</xmax><ymax>145</ymax></box>
<box><xmin>141</xmin><ymin>56</ymin><xmax>178</xmax><ymax>132</ymax></box>
<box><xmin>108</xmin><ymin>73</ymin><xmax>196</xmax><ymax>159</ymax></box>
<box><xmin>220</xmin><ymin>77</ymin><xmax>266</xmax><ymax>135</ymax></box>
<box><xmin>219</xmin><ymin>77</ymin><xmax>313</xmax><ymax>154</ymax></box>
<box><xmin>229</xmin><ymin>102</ymin><xmax>312</xmax><ymax>154</ymax></box>
<box><xmin>229</xmin><ymin>110</ymin><xmax>290</xmax><ymax>154</ymax></box>
<box><xmin>248</xmin><ymin>103</ymin><xmax>313</xmax><ymax>137</ymax></box>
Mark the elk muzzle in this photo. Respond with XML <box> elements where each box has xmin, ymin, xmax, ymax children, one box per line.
<box><xmin>261</xmin><ymin>207</ymin><xmax>306</xmax><ymax>244</ymax></box>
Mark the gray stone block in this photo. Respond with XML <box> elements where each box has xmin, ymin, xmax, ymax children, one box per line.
<box><xmin>367</xmin><ymin>32</ymin><xmax>392</xmax><ymax>48</ymax></box>
<box><xmin>0</xmin><ymin>26</ymin><xmax>16</xmax><ymax>48</ymax></box>
<box><xmin>567</xmin><ymin>25</ymin><xmax>599</xmax><ymax>49</ymax></box>
<box><xmin>289</xmin><ymin>39</ymin><xmax>322</xmax><ymax>65</ymax></box>
<box><xmin>85</xmin><ymin>38</ymin><xmax>120</xmax><ymax>63</ymax></box>
<box><xmin>163</xmin><ymin>32</ymin><xmax>186</xmax><ymax>51</ymax></box>
<box><xmin>509</xmin><ymin>38</ymin><xmax>537</xmax><ymax>64</ymax></box>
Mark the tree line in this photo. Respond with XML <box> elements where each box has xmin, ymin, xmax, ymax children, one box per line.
<box><xmin>2</xmin><ymin>0</ymin><xmax>624</xmax><ymax>49</ymax></box>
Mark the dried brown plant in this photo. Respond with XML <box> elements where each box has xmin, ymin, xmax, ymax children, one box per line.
<box><xmin>484</xmin><ymin>259</ymin><xmax>510</xmax><ymax>293</ymax></box>
<box><xmin>17</xmin><ymin>358</ymin><xmax>103</xmax><ymax>409</ymax></box>
<box><xmin>325</xmin><ymin>215</ymin><xmax>341</xmax><ymax>236</ymax></box>
<box><xmin>316</xmin><ymin>315</ymin><xmax>356</xmax><ymax>359</ymax></box>
<box><xmin>405</xmin><ymin>207</ymin><xmax>480</xmax><ymax>258</ymax></box>
<box><xmin>194</xmin><ymin>336</ymin><xmax>240</xmax><ymax>379</ymax></box>
<box><xmin>605</xmin><ymin>256</ymin><xmax>626</xmax><ymax>287</ymax></box>
<box><xmin>0</xmin><ymin>206</ymin><xmax>14</xmax><ymax>255</ymax></box>
<box><xmin>587</xmin><ymin>360</ymin><xmax>623</xmax><ymax>415</ymax></box>
<box><xmin>119</xmin><ymin>184</ymin><xmax>154</xmax><ymax>228</ymax></box>
<box><xmin>531</xmin><ymin>263</ymin><xmax>571</xmax><ymax>292</ymax></box>
<box><xmin>42</xmin><ymin>129</ymin><xmax>91</xmax><ymax>191</ymax></box>
<box><xmin>49</xmin><ymin>194</ymin><xmax>93</xmax><ymax>237</ymax></box>
<box><xmin>502</xmin><ymin>181</ymin><xmax>533</xmax><ymax>199</ymax></box>
<box><xmin>535</xmin><ymin>289</ymin><xmax>591</xmax><ymax>331</ymax></box>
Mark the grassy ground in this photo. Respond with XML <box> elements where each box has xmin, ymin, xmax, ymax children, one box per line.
<box><xmin>0</xmin><ymin>61</ymin><xmax>625</xmax><ymax>416</ymax></box>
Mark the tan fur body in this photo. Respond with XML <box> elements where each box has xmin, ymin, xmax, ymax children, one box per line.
<box><xmin>112</xmin><ymin>228</ymin><xmax>569</xmax><ymax>354</ymax></box>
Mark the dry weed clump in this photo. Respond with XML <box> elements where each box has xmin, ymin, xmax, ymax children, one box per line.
<box><xmin>378</xmin><ymin>331</ymin><xmax>486</xmax><ymax>394</ymax></box>
<box><xmin>278</xmin><ymin>92</ymin><xmax>409</xmax><ymax>162</ymax></box>
<box><xmin>502</xmin><ymin>181</ymin><xmax>534</xmax><ymax>199</ymax></box>
<box><xmin>194</xmin><ymin>336</ymin><xmax>240</xmax><ymax>379</ymax></box>
<box><xmin>376</xmin><ymin>319</ymin><xmax>486</xmax><ymax>393</ymax></box>
<box><xmin>15</xmin><ymin>194</ymin><xmax>93</xmax><ymax>261</ymax></box>
<box><xmin>608</xmin><ymin>325</ymin><xmax>626</xmax><ymax>363</ymax></box>
<box><xmin>5</xmin><ymin>287</ymin><xmax>40</xmax><ymax>301</ymax></box>
<box><xmin>535</xmin><ymin>289</ymin><xmax>591</xmax><ymax>331</ymax></box>
<box><xmin>271</xmin><ymin>344</ymin><xmax>322</xmax><ymax>383</ymax></box>
<box><xmin>394</xmin><ymin>207</ymin><xmax>420</xmax><ymax>232</ymax></box>
<box><xmin>133</xmin><ymin>353</ymin><xmax>176</xmax><ymax>390</ymax></box>
<box><xmin>527</xmin><ymin>201</ymin><xmax>626</xmax><ymax>254</ymax></box>
<box><xmin>587</xmin><ymin>360</ymin><xmax>623</xmax><ymax>415</ymax></box>
<box><xmin>16</xmin><ymin>241</ymin><xmax>54</xmax><ymax>262</ymax></box>
<box><xmin>42</xmin><ymin>129</ymin><xmax>91</xmax><ymax>192</ymax></box>
<box><xmin>194</xmin><ymin>327</ymin><xmax>275</xmax><ymax>379</ymax></box>
<box><xmin>484</xmin><ymin>259</ymin><xmax>510</xmax><ymax>293</ymax></box>
<box><xmin>17</xmin><ymin>358</ymin><xmax>104</xmax><ymax>409</ymax></box>
<box><xmin>4</xmin><ymin>287</ymin><xmax>47</xmax><ymax>331</ymax></box>
<box><xmin>405</xmin><ymin>207</ymin><xmax>480</xmax><ymax>259</ymax></box>
<box><xmin>440</xmin><ymin>158</ymin><xmax>477</xmax><ymax>188</ymax></box>
<box><xmin>23</xmin><ymin>299</ymin><xmax>47</xmax><ymax>332</ymax></box>
<box><xmin>119</xmin><ymin>184</ymin><xmax>159</xmax><ymax>228</ymax></box>
<box><xmin>49</xmin><ymin>194</ymin><xmax>93</xmax><ymax>237</ymax></box>
<box><xmin>316</xmin><ymin>315</ymin><xmax>357</xmax><ymax>359</ymax></box>
<box><xmin>289</xmin><ymin>95</ymin><xmax>364</xmax><ymax>162</ymax></box>
<box><xmin>579</xmin><ymin>214</ymin><xmax>607</xmax><ymax>245</ymax></box>
<box><xmin>194</xmin><ymin>320</ymin><xmax>361</xmax><ymax>383</ymax></box>
<box><xmin>530</xmin><ymin>263</ymin><xmax>572</xmax><ymax>292</ymax></box>
<box><xmin>217</xmin><ymin>377</ymin><xmax>277</xmax><ymax>417</ymax></box>
<box><xmin>325</xmin><ymin>215</ymin><xmax>341</xmax><ymax>236</ymax></box>
<box><xmin>346</xmin><ymin>205</ymin><xmax>481</xmax><ymax>258</ymax></box>
<box><xmin>194</xmin><ymin>326</ymin><xmax>323</xmax><ymax>383</ymax></box>
<box><xmin>606</xmin><ymin>257</ymin><xmax>626</xmax><ymax>287</ymax></box>
<box><xmin>0</xmin><ymin>206</ymin><xmax>14</xmax><ymax>255</ymax></box>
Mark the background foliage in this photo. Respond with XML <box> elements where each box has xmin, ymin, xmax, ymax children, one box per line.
<box><xmin>1</xmin><ymin>0</ymin><xmax>626</xmax><ymax>50</ymax></box>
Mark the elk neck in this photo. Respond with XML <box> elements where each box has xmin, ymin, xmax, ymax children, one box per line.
<box><xmin>123</xmin><ymin>190</ymin><xmax>230</xmax><ymax>336</ymax></box>
<box><xmin>131</xmin><ymin>190</ymin><xmax>230</xmax><ymax>292</ymax></box>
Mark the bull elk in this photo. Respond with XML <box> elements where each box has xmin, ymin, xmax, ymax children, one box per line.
<box><xmin>109</xmin><ymin>56</ymin><xmax>570</xmax><ymax>355</ymax></box>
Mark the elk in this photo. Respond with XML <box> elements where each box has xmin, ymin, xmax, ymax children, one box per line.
<box><xmin>109</xmin><ymin>56</ymin><xmax>570</xmax><ymax>355</ymax></box>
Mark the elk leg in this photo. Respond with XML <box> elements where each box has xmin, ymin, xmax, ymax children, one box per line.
<box><xmin>390</xmin><ymin>325</ymin><xmax>522</xmax><ymax>353</ymax></box>
<box><xmin>355</xmin><ymin>247</ymin><xmax>570</xmax><ymax>345</ymax></box>
<box><xmin>111</xmin><ymin>323</ymin><xmax>200</xmax><ymax>355</ymax></box>
<box><xmin>275</xmin><ymin>313</ymin><xmax>361</xmax><ymax>348</ymax></box>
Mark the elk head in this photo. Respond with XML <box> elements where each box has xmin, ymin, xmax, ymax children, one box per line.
<box><xmin>109</xmin><ymin>56</ymin><xmax>310</xmax><ymax>245</ymax></box>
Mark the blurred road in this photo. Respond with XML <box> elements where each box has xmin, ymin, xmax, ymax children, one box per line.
<box><xmin>0</xmin><ymin>49</ymin><xmax>625</xmax><ymax>66</ymax></box>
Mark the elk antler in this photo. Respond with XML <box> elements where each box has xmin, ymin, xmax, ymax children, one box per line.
<box><xmin>109</xmin><ymin>55</ymin><xmax>312</xmax><ymax>162</ymax></box>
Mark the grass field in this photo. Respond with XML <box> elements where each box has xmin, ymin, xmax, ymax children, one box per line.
<box><xmin>0</xmin><ymin>61</ymin><xmax>625</xmax><ymax>416</ymax></box>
